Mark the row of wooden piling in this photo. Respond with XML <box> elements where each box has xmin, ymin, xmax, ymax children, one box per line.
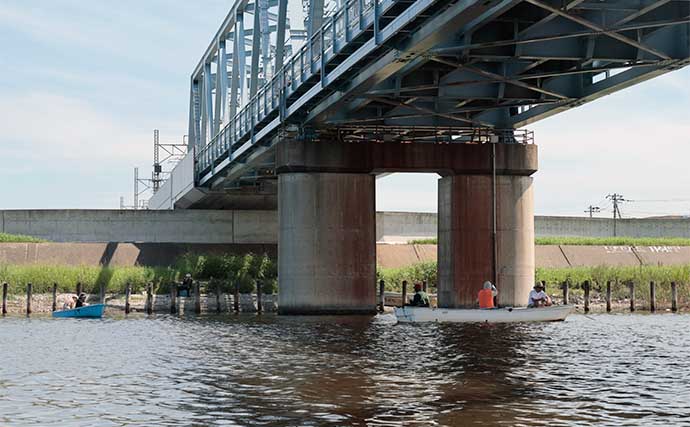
<box><xmin>377</xmin><ymin>279</ymin><xmax>429</xmax><ymax>312</ymax></box>
<box><xmin>557</xmin><ymin>280</ymin><xmax>681</xmax><ymax>313</ymax></box>
<box><xmin>1</xmin><ymin>280</ymin><xmax>268</xmax><ymax>316</ymax></box>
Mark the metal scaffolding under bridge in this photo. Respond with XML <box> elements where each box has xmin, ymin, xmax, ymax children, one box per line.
<box><xmin>180</xmin><ymin>0</ymin><xmax>689</xmax><ymax>191</ymax></box>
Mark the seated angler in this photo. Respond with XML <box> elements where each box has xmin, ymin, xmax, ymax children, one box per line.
<box><xmin>409</xmin><ymin>283</ymin><xmax>430</xmax><ymax>307</ymax></box>
<box><xmin>478</xmin><ymin>281</ymin><xmax>498</xmax><ymax>309</ymax></box>
<box><xmin>528</xmin><ymin>283</ymin><xmax>552</xmax><ymax>308</ymax></box>
<box><xmin>75</xmin><ymin>293</ymin><xmax>88</xmax><ymax>308</ymax></box>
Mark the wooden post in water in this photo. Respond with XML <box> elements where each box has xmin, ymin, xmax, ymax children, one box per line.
<box><xmin>26</xmin><ymin>283</ymin><xmax>32</xmax><ymax>315</ymax></box>
<box><xmin>562</xmin><ymin>281</ymin><xmax>569</xmax><ymax>305</ymax></box>
<box><xmin>671</xmin><ymin>282</ymin><xmax>678</xmax><ymax>313</ymax></box>
<box><xmin>99</xmin><ymin>281</ymin><xmax>105</xmax><ymax>304</ymax></box>
<box><xmin>145</xmin><ymin>283</ymin><xmax>153</xmax><ymax>315</ymax></box>
<box><xmin>649</xmin><ymin>281</ymin><xmax>656</xmax><ymax>313</ymax></box>
<box><xmin>170</xmin><ymin>282</ymin><xmax>177</xmax><ymax>315</ymax></box>
<box><xmin>606</xmin><ymin>281</ymin><xmax>612</xmax><ymax>313</ymax></box>
<box><xmin>194</xmin><ymin>281</ymin><xmax>201</xmax><ymax>314</ymax></box>
<box><xmin>52</xmin><ymin>283</ymin><xmax>58</xmax><ymax>312</ymax></box>
<box><xmin>76</xmin><ymin>282</ymin><xmax>82</xmax><ymax>296</ymax></box>
<box><xmin>2</xmin><ymin>282</ymin><xmax>7</xmax><ymax>316</ymax></box>
<box><xmin>124</xmin><ymin>283</ymin><xmax>131</xmax><ymax>314</ymax></box>
<box><xmin>255</xmin><ymin>281</ymin><xmax>262</xmax><ymax>313</ymax></box>
<box><xmin>583</xmin><ymin>280</ymin><xmax>590</xmax><ymax>314</ymax></box>
<box><xmin>234</xmin><ymin>281</ymin><xmax>240</xmax><ymax>313</ymax></box>
<box><xmin>216</xmin><ymin>281</ymin><xmax>222</xmax><ymax>313</ymax></box>
<box><xmin>401</xmin><ymin>280</ymin><xmax>408</xmax><ymax>307</ymax></box>
<box><xmin>629</xmin><ymin>282</ymin><xmax>635</xmax><ymax>312</ymax></box>
<box><xmin>378</xmin><ymin>280</ymin><xmax>385</xmax><ymax>313</ymax></box>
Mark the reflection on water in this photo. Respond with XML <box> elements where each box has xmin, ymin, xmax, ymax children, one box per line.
<box><xmin>1</xmin><ymin>313</ymin><xmax>689</xmax><ymax>426</ymax></box>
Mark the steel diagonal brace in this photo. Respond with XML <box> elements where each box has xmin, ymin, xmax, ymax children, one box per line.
<box><xmin>432</xmin><ymin>18</ymin><xmax>690</xmax><ymax>54</ymax></box>
<box><xmin>371</xmin><ymin>96</ymin><xmax>484</xmax><ymax>126</ymax></box>
<box><xmin>525</xmin><ymin>0</ymin><xmax>672</xmax><ymax>60</ymax></box>
<box><xmin>430</xmin><ymin>57</ymin><xmax>571</xmax><ymax>100</ymax></box>
<box><xmin>517</xmin><ymin>0</ymin><xmax>586</xmax><ymax>37</ymax></box>
<box><xmin>613</xmin><ymin>0</ymin><xmax>673</xmax><ymax>27</ymax></box>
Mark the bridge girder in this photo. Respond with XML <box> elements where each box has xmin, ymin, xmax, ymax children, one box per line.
<box><xmin>185</xmin><ymin>0</ymin><xmax>689</xmax><ymax>190</ymax></box>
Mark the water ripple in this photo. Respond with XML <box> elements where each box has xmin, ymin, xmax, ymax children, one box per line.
<box><xmin>1</xmin><ymin>313</ymin><xmax>689</xmax><ymax>425</ymax></box>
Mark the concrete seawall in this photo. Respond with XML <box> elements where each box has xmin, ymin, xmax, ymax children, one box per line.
<box><xmin>3</xmin><ymin>210</ymin><xmax>690</xmax><ymax>244</ymax></box>
<box><xmin>0</xmin><ymin>210</ymin><xmax>276</xmax><ymax>243</ymax></box>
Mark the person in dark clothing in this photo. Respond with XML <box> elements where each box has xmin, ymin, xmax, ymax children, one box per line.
<box><xmin>179</xmin><ymin>273</ymin><xmax>193</xmax><ymax>297</ymax></box>
<box><xmin>75</xmin><ymin>293</ymin><xmax>87</xmax><ymax>308</ymax></box>
<box><xmin>409</xmin><ymin>283</ymin><xmax>430</xmax><ymax>307</ymax></box>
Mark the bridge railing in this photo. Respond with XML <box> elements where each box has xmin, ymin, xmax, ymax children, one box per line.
<box><xmin>195</xmin><ymin>0</ymin><xmax>400</xmax><ymax>180</ymax></box>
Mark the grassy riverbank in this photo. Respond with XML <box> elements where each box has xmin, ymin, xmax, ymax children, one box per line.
<box><xmin>0</xmin><ymin>253</ymin><xmax>277</xmax><ymax>295</ymax></box>
<box><xmin>0</xmin><ymin>233</ymin><xmax>46</xmax><ymax>243</ymax></box>
<box><xmin>407</xmin><ymin>236</ymin><xmax>690</xmax><ymax>246</ymax></box>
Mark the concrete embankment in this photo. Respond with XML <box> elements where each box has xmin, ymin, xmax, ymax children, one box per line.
<box><xmin>0</xmin><ymin>242</ymin><xmax>276</xmax><ymax>266</ymax></box>
<box><xmin>377</xmin><ymin>244</ymin><xmax>690</xmax><ymax>268</ymax></box>
<box><xmin>1</xmin><ymin>242</ymin><xmax>689</xmax><ymax>268</ymax></box>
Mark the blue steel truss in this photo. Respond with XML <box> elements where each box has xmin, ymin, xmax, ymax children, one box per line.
<box><xmin>190</xmin><ymin>0</ymin><xmax>690</xmax><ymax>189</ymax></box>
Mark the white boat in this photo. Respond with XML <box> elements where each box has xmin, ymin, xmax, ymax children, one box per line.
<box><xmin>394</xmin><ymin>305</ymin><xmax>575</xmax><ymax>323</ymax></box>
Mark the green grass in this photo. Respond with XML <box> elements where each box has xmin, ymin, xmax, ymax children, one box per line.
<box><xmin>408</xmin><ymin>236</ymin><xmax>690</xmax><ymax>246</ymax></box>
<box><xmin>406</xmin><ymin>238</ymin><xmax>438</xmax><ymax>245</ymax></box>
<box><xmin>0</xmin><ymin>232</ymin><xmax>46</xmax><ymax>243</ymax></box>
<box><xmin>0</xmin><ymin>253</ymin><xmax>277</xmax><ymax>295</ymax></box>
<box><xmin>377</xmin><ymin>262</ymin><xmax>437</xmax><ymax>292</ymax></box>
<box><xmin>535</xmin><ymin>236</ymin><xmax>690</xmax><ymax>246</ymax></box>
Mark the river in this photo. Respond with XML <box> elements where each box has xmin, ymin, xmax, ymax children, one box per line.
<box><xmin>1</xmin><ymin>313</ymin><xmax>689</xmax><ymax>426</ymax></box>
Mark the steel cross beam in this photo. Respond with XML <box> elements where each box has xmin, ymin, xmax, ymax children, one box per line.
<box><xmin>525</xmin><ymin>0</ymin><xmax>672</xmax><ymax>60</ymax></box>
<box><xmin>613</xmin><ymin>0</ymin><xmax>673</xmax><ymax>27</ymax></box>
<box><xmin>430</xmin><ymin>57</ymin><xmax>571</xmax><ymax>100</ymax></box>
<box><xmin>431</xmin><ymin>18</ymin><xmax>690</xmax><ymax>53</ymax></box>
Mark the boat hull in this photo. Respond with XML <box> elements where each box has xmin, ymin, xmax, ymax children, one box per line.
<box><xmin>52</xmin><ymin>304</ymin><xmax>106</xmax><ymax>319</ymax></box>
<box><xmin>394</xmin><ymin>305</ymin><xmax>574</xmax><ymax>323</ymax></box>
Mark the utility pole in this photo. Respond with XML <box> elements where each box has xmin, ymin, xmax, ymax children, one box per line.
<box><xmin>152</xmin><ymin>129</ymin><xmax>162</xmax><ymax>193</ymax></box>
<box><xmin>606</xmin><ymin>194</ymin><xmax>626</xmax><ymax>236</ymax></box>
<box><xmin>584</xmin><ymin>205</ymin><xmax>600</xmax><ymax>218</ymax></box>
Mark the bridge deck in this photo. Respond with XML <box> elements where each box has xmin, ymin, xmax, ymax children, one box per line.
<box><xmin>155</xmin><ymin>0</ymin><xmax>689</xmax><ymax>206</ymax></box>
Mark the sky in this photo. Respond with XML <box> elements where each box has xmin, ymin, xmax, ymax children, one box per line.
<box><xmin>0</xmin><ymin>1</ymin><xmax>688</xmax><ymax>218</ymax></box>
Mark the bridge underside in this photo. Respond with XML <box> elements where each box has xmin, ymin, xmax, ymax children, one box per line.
<box><xmin>190</xmin><ymin>0</ymin><xmax>689</xmax><ymax>193</ymax></box>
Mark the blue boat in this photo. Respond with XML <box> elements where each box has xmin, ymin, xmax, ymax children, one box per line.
<box><xmin>52</xmin><ymin>304</ymin><xmax>106</xmax><ymax>319</ymax></box>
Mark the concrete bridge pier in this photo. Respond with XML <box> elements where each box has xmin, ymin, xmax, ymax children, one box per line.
<box><xmin>277</xmin><ymin>172</ymin><xmax>377</xmax><ymax>314</ymax></box>
<box><xmin>437</xmin><ymin>151</ymin><xmax>537</xmax><ymax>308</ymax></box>
<box><xmin>276</xmin><ymin>138</ymin><xmax>537</xmax><ymax>314</ymax></box>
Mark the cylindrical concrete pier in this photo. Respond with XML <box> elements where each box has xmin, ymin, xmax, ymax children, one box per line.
<box><xmin>437</xmin><ymin>146</ymin><xmax>536</xmax><ymax>308</ymax></box>
<box><xmin>278</xmin><ymin>172</ymin><xmax>377</xmax><ymax>314</ymax></box>
<box><xmin>496</xmin><ymin>175</ymin><xmax>535</xmax><ymax>307</ymax></box>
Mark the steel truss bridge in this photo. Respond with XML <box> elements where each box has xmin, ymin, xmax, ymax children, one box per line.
<box><xmin>183</xmin><ymin>0</ymin><xmax>689</xmax><ymax>192</ymax></box>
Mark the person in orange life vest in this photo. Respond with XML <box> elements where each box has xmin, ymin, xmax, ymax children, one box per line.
<box><xmin>478</xmin><ymin>281</ymin><xmax>498</xmax><ymax>309</ymax></box>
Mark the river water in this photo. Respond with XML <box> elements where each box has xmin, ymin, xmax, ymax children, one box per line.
<box><xmin>1</xmin><ymin>313</ymin><xmax>689</xmax><ymax>426</ymax></box>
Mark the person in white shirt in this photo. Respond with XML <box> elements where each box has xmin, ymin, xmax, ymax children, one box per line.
<box><xmin>528</xmin><ymin>283</ymin><xmax>552</xmax><ymax>308</ymax></box>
